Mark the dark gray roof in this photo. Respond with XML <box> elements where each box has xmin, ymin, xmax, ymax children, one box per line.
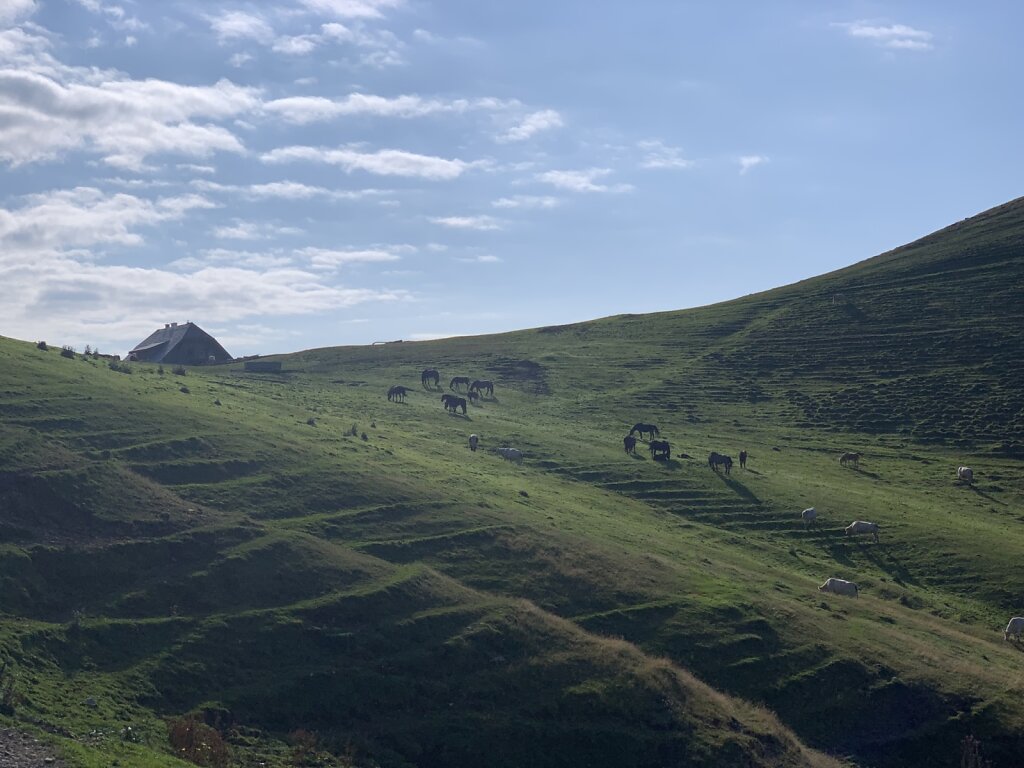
<box><xmin>128</xmin><ymin>322</ymin><xmax>231</xmax><ymax>364</ymax></box>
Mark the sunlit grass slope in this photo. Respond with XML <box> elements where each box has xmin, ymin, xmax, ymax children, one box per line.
<box><xmin>2</xmin><ymin>197</ymin><xmax>1023</xmax><ymax>767</ymax></box>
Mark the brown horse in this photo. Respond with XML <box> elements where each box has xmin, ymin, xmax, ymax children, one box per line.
<box><xmin>387</xmin><ymin>385</ymin><xmax>411</xmax><ymax>402</ymax></box>
<box><xmin>421</xmin><ymin>369</ymin><xmax>440</xmax><ymax>388</ymax></box>
<box><xmin>623</xmin><ymin>435</ymin><xmax>637</xmax><ymax>454</ymax></box>
<box><xmin>450</xmin><ymin>376</ymin><xmax>470</xmax><ymax>391</ymax></box>
<box><xmin>629</xmin><ymin>423</ymin><xmax>660</xmax><ymax>440</ymax></box>
<box><xmin>708</xmin><ymin>452</ymin><xmax>733</xmax><ymax>474</ymax></box>
<box><xmin>442</xmin><ymin>394</ymin><xmax>467</xmax><ymax>415</ymax></box>
<box><xmin>649</xmin><ymin>440</ymin><xmax>671</xmax><ymax>460</ymax></box>
<box><xmin>470</xmin><ymin>379</ymin><xmax>494</xmax><ymax>396</ymax></box>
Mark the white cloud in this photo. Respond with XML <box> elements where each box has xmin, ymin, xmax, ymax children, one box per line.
<box><xmin>262</xmin><ymin>145</ymin><xmax>471</xmax><ymax>180</ymax></box>
<box><xmin>738</xmin><ymin>155</ymin><xmax>768</xmax><ymax>174</ymax></box>
<box><xmin>228</xmin><ymin>52</ymin><xmax>253</xmax><ymax>67</ymax></box>
<box><xmin>491</xmin><ymin>195</ymin><xmax>560</xmax><ymax>209</ymax></box>
<box><xmin>637</xmin><ymin>140</ymin><xmax>693</xmax><ymax>170</ymax></box>
<box><xmin>0</xmin><ymin>0</ymin><xmax>36</xmax><ymax>25</ymax></box>
<box><xmin>297</xmin><ymin>246</ymin><xmax>402</xmax><ymax>270</ymax></box>
<box><xmin>208</xmin><ymin>11</ymin><xmax>274</xmax><ymax>44</ymax></box>
<box><xmin>430</xmin><ymin>215</ymin><xmax>502</xmax><ymax>231</ymax></box>
<box><xmin>298</xmin><ymin>0</ymin><xmax>403</xmax><ymax>20</ymax></box>
<box><xmin>497</xmin><ymin>109</ymin><xmax>563</xmax><ymax>142</ymax></box>
<box><xmin>272</xmin><ymin>34</ymin><xmax>321</xmax><ymax>55</ymax></box>
<box><xmin>0</xmin><ymin>187</ymin><xmax>406</xmax><ymax>358</ymax></box>
<box><xmin>0</xmin><ymin>58</ymin><xmax>260</xmax><ymax>170</ymax></box>
<box><xmin>832</xmin><ymin>21</ymin><xmax>934</xmax><ymax>51</ymax></box>
<box><xmin>455</xmin><ymin>254</ymin><xmax>501</xmax><ymax>263</ymax></box>
<box><xmin>212</xmin><ymin>220</ymin><xmax>302</xmax><ymax>241</ymax></box>
<box><xmin>178</xmin><ymin>163</ymin><xmax>216</xmax><ymax>174</ymax></box>
<box><xmin>536</xmin><ymin>168</ymin><xmax>633</xmax><ymax>193</ymax></box>
<box><xmin>0</xmin><ymin>187</ymin><xmax>214</xmax><ymax>250</ymax></box>
<box><xmin>263</xmin><ymin>93</ymin><xmax>465</xmax><ymax>123</ymax></box>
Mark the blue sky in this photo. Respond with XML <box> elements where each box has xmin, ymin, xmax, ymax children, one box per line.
<box><xmin>1</xmin><ymin>0</ymin><xmax>1021</xmax><ymax>356</ymax></box>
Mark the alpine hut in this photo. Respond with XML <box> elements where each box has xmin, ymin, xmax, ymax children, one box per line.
<box><xmin>127</xmin><ymin>322</ymin><xmax>231</xmax><ymax>365</ymax></box>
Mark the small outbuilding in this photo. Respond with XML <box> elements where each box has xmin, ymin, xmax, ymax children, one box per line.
<box><xmin>127</xmin><ymin>322</ymin><xmax>231</xmax><ymax>365</ymax></box>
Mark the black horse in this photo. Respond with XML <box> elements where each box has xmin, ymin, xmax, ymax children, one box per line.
<box><xmin>629</xmin><ymin>423</ymin><xmax>660</xmax><ymax>440</ymax></box>
<box><xmin>441</xmin><ymin>394</ymin><xmax>467</xmax><ymax>415</ymax></box>
<box><xmin>623</xmin><ymin>435</ymin><xmax>637</xmax><ymax>454</ymax></box>
<box><xmin>387</xmin><ymin>385</ymin><xmax>411</xmax><ymax>402</ymax></box>
<box><xmin>450</xmin><ymin>376</ymin><xmax>470</xmax><ymax>391</ymax></box>
<box><xmin>470</xmin><ymin>379</ymin><xmax>494</xmax><ymax>397</ymax></box>
<box><xmin>649</xmin><ymin>440</ymin><xmax>671</xmax><ymax>460</ymax></box>
<box><xmin>466</xmin><ymin>390</ymin><xmax>480</xmax><ymax>404</ymax></box>
<box><xmin>739</xmin><ymin>450</ymin><xmax>747</xmax><ymax>469</ymax></box>
<box><xmin>421</xmin><ymin>369</ymin><xmax>440</xmax><ymax>388</ymax></box>
<box><xmin>708</xmin><ymin>452</ymin><xmax>733</xmax><ymax>474</ymax></box>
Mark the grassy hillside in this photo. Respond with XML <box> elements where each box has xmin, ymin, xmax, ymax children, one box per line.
<box><xmin>1</xmin><ymin>197</ymin><xmax>1023</xmax><ymax>767</ymax></box>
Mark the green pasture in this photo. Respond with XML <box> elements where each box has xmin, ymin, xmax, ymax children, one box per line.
<box><xmin>1</xmin><ymin>199</ymin><xmax>1023</xmax><ymax>767</ymax></box>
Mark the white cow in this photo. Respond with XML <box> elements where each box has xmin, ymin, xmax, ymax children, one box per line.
<box><xmin>469</xmin><ymin>434</ymin><xmax>479</xmax><ymax>452</ymax></box>
<box><xmin>496</xmin><ymin>447</ymin><xmax>523</xmax><ymax>464</ymax></box>
<box><xmin>1005</xmin><ymin>616</ymin><xmax>1024</xmax><ymax>642</ymax></box>
<box><xmin>957</xmin><ymin>466</ymin><xmax>974</xmax><ymax>484</ymax></box>
<box><xmin>819</xmin><ymin>578</ymin><xmax>859</xmax><ymax>597</ymax></box>
<box><xmin>845</xmin><ymin>520</ymin><xmax>880</xmax><ymax>543</ymax></box>
<box><xmin>801</xmin><ymin>507</ymin><xmax>818</xmax><ymax>528</ymax></box>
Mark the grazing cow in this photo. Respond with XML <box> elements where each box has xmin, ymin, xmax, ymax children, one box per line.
<box><xmin>450</xmin><ymin>376</ymin><xmax>471</xmax><ymax>391</ymax></box>
<box><xmin>840</xmin><ymin>452</ymin><xmax>861</xmax><ymax>467</ymax></box>
<box><xmin>1004</xmin><ymin>616</ymin><xmax>1024</xmax><ymax>642</ymax></box>
<box><xmin>469</xmin><ymin>434</ymin><xmax>479</xmax><ymax>452</ymax></box>
<box><xmin>845</xmin><ymin>520</ymin><xmax>880</xmax><ymax>543</ymax></box>
<box><xmin>957</xmin><ymin>466</ymin><xmax>974</xmax><ymax>485</ymax></box>
<box><xmin>470</xmin><ymin>379</ymin><xmax>495</xmax><ymax>397</ymax></box>
<box><xmin>708</xmin><ymin>452</ymin><xmax>733</xmax><ymax>474</ymax></box>
<box><xmin>801</xmin><ymin>507</ymin><xmax>818</xmax><ymax>528</ymax></box>
<box><xmin>623</xmin><ymin>435</ymin><xmax>637</xmax><ymax>454</ymax></box>
<box><xmin>818</xmin><ymin>577</ymin><xmax>859</xmax><ymax>597</ymax></box>
<box><xmin>629</xmin><ymin>423</ymin><xmax>660</xmax><ymax>440</ymax></box>
<box><xmin>649</xmin><ymin>440</ymin><xmax>671</xmax><ymax>460</ymax></box>
<box><xmin>496</xmin><ymin>447</ymin><xmax>523</xmax><ymax>464</ymax></box>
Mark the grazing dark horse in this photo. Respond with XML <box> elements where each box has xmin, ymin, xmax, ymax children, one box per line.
<box><xmin>739</xmin><ymin>450</ymin><xmax>747</xmax><ymax>469</ymax></box>
<box><xmin>387</xmin><ymin>385</ymin><xmax>411</xmax><ymax>402</ymax></box>
<box><xmin>629</xmin><ymin>423</ymin><xmax>660</xmax><ymax>440</ymax></box>
<box><xmin>421</xmin><ymin>369</ymin><xmax>440</xmax><ymax>388</ymax></box>
<box><xmin>708</xmin><ymin>452</ymin><xmax>733</xmax><ymax>474</ymax></box>
<box><xmin>441</xmin><ymin>394</ymin><xmax>467</xmax><ymax>415</ymax></box>
<box><xmin>470</xmin><ymin>379</ymin><xmax>495</xmax><ymax>397</ymax></box>
<box><xmin>623</xmin><ymin>435</ymin><xmax>637</xmax><ymax>454</ymax></box>
<box><xmin>450</xmin><ymin>376</ymin><xmax>470</xmax><ymax>391</ymax></box>
<box><xmin>649</xmin><ymin>440</ymin><xmax>671</xmax><ymax>460</ymax></box>
<box><xmin>466</xmin><ymin>390</ymin><xmax>480</xmax><ymax>404</ymax></box>
<box><xmin>840</xmin><ymin>451</ymin><xmax>861</xmax><ymax>467</ymax></box>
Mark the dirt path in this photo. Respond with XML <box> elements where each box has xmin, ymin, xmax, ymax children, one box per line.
<box><xmin>0</xmin><ymin>728</ymin><xmax>66</xmax><ymax>767</ymax></box>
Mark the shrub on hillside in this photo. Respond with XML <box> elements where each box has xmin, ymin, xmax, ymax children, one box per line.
<box><xmin>108</xmin><ymin>361</ymin><xmax>133</xmax><ymax>374</ymax></box>
<box><xmin>173</xmin><ymin>365</ymin><xmax>188</xmax><ymax>376</ymax></box>
<box><xmin>167</xmin><ymin>715</ymin><xmax>230</xmax><ymax>768</ymax></box>
<box><xmin>288</xmin><ymin>729</ymin><xmax>318</xmax><ymax>766</ymax></box>
<box><xmin>36</xmin><ymin>341</ymin><xmax>47</xmax><ymax>351</ymax></box>
<box><xmin>60</xmin><ymin>346</ymin><xmax>75</xmax><ymax>359</ymax></box>
<box><xmin>0</xmin><ymin>662</ymin><xmax>22</xmax><ymax>716</ymax></box>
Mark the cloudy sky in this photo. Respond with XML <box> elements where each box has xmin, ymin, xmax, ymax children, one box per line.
<box><xmin>2</xmin><ymin>1</ymin><xmax>1022</xmax><ymax>356</ymax></box>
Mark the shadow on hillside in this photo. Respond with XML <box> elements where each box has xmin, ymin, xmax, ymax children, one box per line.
<box><xmin>628</xmin><ymin>452</ymin><xmax>645</xmax><ymax>461</ymax></box>
<box><xmin>741</xmin><ymin>468</ymin><xmax>763</xmax><ymax>476</ymax></box>
<box><xmin>718</xmin><ymin>476</ymin><xmax>761</xmax><ymax>503</ymax></box>
<box><xmin>859</xmin><ymin>544</ymin><xmax>921</xmax><ymax>587</ymax></box>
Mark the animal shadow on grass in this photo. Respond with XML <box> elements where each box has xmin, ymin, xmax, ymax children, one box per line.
<box><xmin>859</xmin><ymin>544</ymin><xmax>920</xmax><ymax>587</ymax></box>
<box><xmin>743</xmin><ymin>468</ymin><xmax>763</xmax><ymax>476</ymax></box>
<box><xmin>629</xmin><ymin>452</ymin><xmax>645</xmax><ymax>461</ymax></box>
<box><xmin>851</xmin><ymin>466</ymin><xmax>881</xmax><ymax>479</ymax></box>
<box><xmin>967</xmin><ymin>485</ymin><xmax>1001</xmax><ymax>503</ymax></box>
<box><xmin>654</xmin><ymin>458</ymin><xmax>683</xmax><ymax>470</ymax></box>
<box><xmin>448</xmin><ymin>413</ymin><xmax>472</xmax><ymax>421</ymax></box>
<box><xmin>719</xmin><ymin>476</ymin><xmax>761</xmax><ymax>504</ymax></box>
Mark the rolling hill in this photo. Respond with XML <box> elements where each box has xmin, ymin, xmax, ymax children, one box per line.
<box><xmin>1</xmin><ymin>197</ymin><xmax>1023</xmax><ymax>767</ymax></box>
